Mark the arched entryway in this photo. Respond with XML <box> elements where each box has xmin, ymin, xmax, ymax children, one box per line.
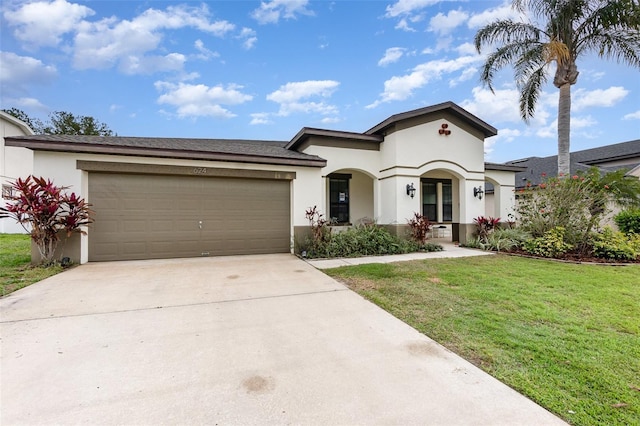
<box><xmin>325</xmin><ymin>169</ymin><xmax>375</xmax><ymax>225</ymax></box>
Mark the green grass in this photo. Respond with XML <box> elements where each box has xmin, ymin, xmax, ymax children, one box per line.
<box><xmin>0</xmin><ymin>234</ymin><xmax>63</xmax><ymax>296</ymax></box>
<box><xmin>326</xmin><ymin>255</ymin><xmax>640</xmax><ymax>426</ymax></box>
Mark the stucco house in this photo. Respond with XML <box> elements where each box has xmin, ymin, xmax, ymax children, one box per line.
<box><xmin>1</xmin><ymin>111</ymin><xmax>34</xmax><ymax>234</ymax></box>
<box><xmin>3</xmin><ymin>101</ymin><xmax>522</xmax><ymax>264</ymax></box>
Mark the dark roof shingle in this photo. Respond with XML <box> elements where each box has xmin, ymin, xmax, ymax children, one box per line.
<box><xmin>5</xmin><ymin>134</ymin><xmax>327</xmax><ymax>167</ymax></box>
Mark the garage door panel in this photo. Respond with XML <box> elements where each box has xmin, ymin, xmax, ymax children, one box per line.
<box><xmin>89</xmin><ymin>173</ymin><xmax>290</xmax><ymax>261</ymax></box>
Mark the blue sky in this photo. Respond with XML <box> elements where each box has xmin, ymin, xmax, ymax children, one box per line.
<box><xmin>1</xmin><ymin>0</ymin><xmax>639</xmax><ymax>163</ymax></box>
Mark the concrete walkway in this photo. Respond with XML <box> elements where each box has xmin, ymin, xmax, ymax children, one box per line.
<box><xmin>307</xmin><ymin>240</ymin><xmax>492</xmax><ymax>269</ymax></box>
<box><xmin>1</xmin><ymin>253</ymin><xmax>564</xmax><ymax>425</ymax></box>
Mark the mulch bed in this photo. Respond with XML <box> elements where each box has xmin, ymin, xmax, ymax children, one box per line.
<box><xmin>499</xmin><ymin>249</ymin><xmax>640</xmax><ymax>266</ymax></box>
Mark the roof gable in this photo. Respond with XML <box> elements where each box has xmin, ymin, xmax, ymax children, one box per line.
<box><xmin>365</xmin><ymin>101</ymin><xmax>497</xmax><ymax>139</ymax></box>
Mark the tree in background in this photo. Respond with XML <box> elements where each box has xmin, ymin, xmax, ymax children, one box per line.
<box><xmin>0</xmin><ymin>176</ymin><xmax>94</xmax><ymax>265</ymax></box>
<box><xmin>2</xmin><ymin>108</ymin><xmax>45</xmax><ymax>133</ymax></box>
<box><xmin>475</xmin><ymin>0</ymin><xmax>640</xmax><ymax>177</ymax></box>
<box><xmin>2</xmin><ymin>108</ymin><xmax>114</xmax><ymax>136</ymax></box>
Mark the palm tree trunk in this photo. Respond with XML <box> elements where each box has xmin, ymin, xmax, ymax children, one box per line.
<box><xmin>557</xmin><ymin>82</ymin><xmax>571</xmax><ymax>177</ymax></box>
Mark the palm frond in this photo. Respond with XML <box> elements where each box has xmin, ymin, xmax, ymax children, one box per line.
<box><xmin>475</xmin><ymin>20</ymin><xmax>541</xmax><ymax>53</ymax></box>
<box><xmin>519</xmin><ymin>66</ymin><xmax>547</xmax><ymax>122</ymax></box>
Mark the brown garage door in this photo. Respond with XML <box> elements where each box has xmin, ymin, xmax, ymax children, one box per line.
<box><xmin>88</xmin><ymin>173</ymin><xmax>290</xmax><ymax>261</ymax></box>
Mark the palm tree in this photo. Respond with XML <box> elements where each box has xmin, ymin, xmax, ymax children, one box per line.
<box><xmin>475</xmin><ymin>0</ymin><xmax>640</xmax><ymax>176</ymax></box>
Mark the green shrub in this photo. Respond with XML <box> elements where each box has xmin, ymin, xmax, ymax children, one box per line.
<box><xmin>524</xmin><ymin>227</ymin><xmax>573</xmax><ymax>258</ymax></box>
<box><xmin>592</xmin><ymin>227</ymin><xmax>639</xmax><ymax>261</ymax></box>
<box><xmin>460</xmin><ymin>237</ymin><xmax>483</xmax><ymax>249</ymax></box>
<box><xmin>302</xmin><ymin>224</ymin><xmax>442</xmax><ymax>259</ymax></box>
<box><xmin>614</xmin><ymin>209</ymin><xmax>640</xmax><ymax>235</ymax></box>
<box><xmin>482</xmin><ymin>228</ymin><xmax>531</xmax><ymax>252</ymax></box>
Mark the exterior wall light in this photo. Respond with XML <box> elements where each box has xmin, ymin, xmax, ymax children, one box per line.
<box><xmin>406</xmin><ymin>183</ymin><xmax>416</xmax><ymax>198</ymax></box>
<box><xmin>439</xmin><ymin>123</ymin><xmax>451</xmax><ymax>135</ymax></box>
<box><xmin>474</xmin><ymin>186</ymin><xmax>484</xmax><ymax>200</ymax></box>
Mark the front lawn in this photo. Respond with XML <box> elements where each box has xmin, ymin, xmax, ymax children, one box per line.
<box><xmin>0</xmin><ymin>234</ymin><xmax>62</xmax><ymax>296</ymax></box>
<box><xmin>326</xmin><ymin>255</ymin><xmax>640</xmax><ymax>426</ymax></box>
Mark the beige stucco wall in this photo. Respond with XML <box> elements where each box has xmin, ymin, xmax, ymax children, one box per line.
<box><xmin>300</xmin><ymin>116</ymin><xmax>495</xmax><ymax>244</ymax></box>
<box><xmin>485</xmin><ymin>169</ymin><xmax>517</xmax><ymax>222</ymax></box>
<box><xmin>1</xmin><ymin>113</ymin><xmax>34</xmax><ymax>234</ymax></box>
<box><xmin>377</xmin><ymin>118</ymin><xmax>486</xmax><ymax>237</ymax></box>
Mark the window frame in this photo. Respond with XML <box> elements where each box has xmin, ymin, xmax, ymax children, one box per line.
<box><xmin>328</xmin><ymin>173</ymin><xmax>352</xmax><ymax>225</ymax></box>
<box><xmin>421</xmin><ymin>178</ymin><xmax>453</xmax><ymax>223</ymax></box>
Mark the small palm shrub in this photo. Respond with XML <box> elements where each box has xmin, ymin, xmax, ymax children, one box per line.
<box><xmin>524</xmin><ymin>227</ymin><xmax>573</xmax><ymax>258</ymax></box>
<box><xmin>482</xmin><ymin>228</ymin><xmax>531</xmax><ymax>252</ymax></box>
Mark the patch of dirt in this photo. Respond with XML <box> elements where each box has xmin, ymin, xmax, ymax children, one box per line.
<box><xmin>242</xmin><ymin>375</ymin><xmax>275</xmax><ymax>394</ymax></box>
<box><xmin>406</xmin><ymin>341</ymin><xmax>444</xmax><ymax>358</ymax></box>
<box><xmin>336</xmin><ymin>277</ymin><xmax>379</xmax><ymax>291</ymax></box>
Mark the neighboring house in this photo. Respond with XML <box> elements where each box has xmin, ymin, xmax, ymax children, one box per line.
<box><xmin>488</xmin><ymin>139</ymin><xmax>640</xmax><ymax>227</ymax></box>
<box><xmin>5</xmin><ymin>101</ymin><xmax>521</xmax><ymax>264</ymax></box>
<box><xmin>507</xmin><ymin>139</ymin><xmax>640</xmax><ymax>188</ymax></box>
<box><xmin>0</xmin><ymin>111</ymin><xmax>34</xmax><ymax>234</ymax></box>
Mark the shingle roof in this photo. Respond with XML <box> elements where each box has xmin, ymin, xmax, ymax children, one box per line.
<box><xmin>507</xmin><ymin>139</ymin><xmax>640</xmax><ymax>188</ymax></box>
<box><xmin>286</xmin><ymin>127</ymin><xmax>383</xmax><ymax>150</ymax></box>
<box><xmin>5</xmin><ymin>134</ymin><xmax>327</xmax><ymax>167</ymax></box>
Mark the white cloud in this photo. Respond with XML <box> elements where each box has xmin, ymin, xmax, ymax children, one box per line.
<box><xmin>572</xmin><ymin>86</ymin><xmax>628</xmax><ymax>111</ymax></box>
<box><xmin>378</xmin><ymin>47</ymin><xmax>406</xmax><ymax>67</ymax></box>
<box><xmin>449</xmin><ymin>67</ymin><xmax>477</xmax><ymax>87</ymax></box>
<box><xmin>3</xmin><ymin>96</ymin><xmax>49</xmax><ymax>112</ymax></box>
<box><xmin>537</xmin><ymin>115</ymin><xmax>599</xmax><ymax>140</ymax></box>
<box><xmin>72</xmin><ymin>4</ymin><xmax>234</xmax><ymax>73</ymax></box>
<box><xmin>460</xmin><ymin>86</ymin><xmax>524</xmax><ymax>124</ymax></box>
<box><xmin>120</xmin><ymin>53</ymin><xmax>187</xmax><ymax>75</ymax></box>
<box><xmin>321</xmin><ymin>117</ymin><xmax>341</xmax><ymax>124</ymax></box>
<box><xmin>428</xmin><ymin>9</ymin><xmax>469</xmax><ymax>35</ymax></box>
<box><xmin>367</xmin><ymin>55</ymin><xmax>480</xmax><ymax>108</ymax></box>
<box><xmin>267</xmin><ymin>80</ymin><xmax>339</xmax><ymax>117</ymax></box>
<box><xmin>385</xmin><ymin>0</ymin><xmax>440</xmax><ymax>18</ymax></box>
<box><xmin>155</xmin><ymin>81</ymin><xmax>253</xmax><ymax>118</ymax></box>
<box><xmin>250</xmin><ymin>113</ymin><xmax>272</xmax><ymax>125</ymax></box>
<box><xmin>238</xmin><ymin>28</ymin><xmax>258</xmax><ymax>50</ymax></box>
<box><xmin>395</xmin><ymin>18</ymin><xmax>416</xmax><ymax>32</ymax></box>
<box><xmin>455</xmin><ymin>42</ymin><xmax>477</xmax><ymax>56</ymax></box>
<box><xmin>623</xmin><ymin>110</ymin><xmax>640</xmax><ymax>120</ymax></box>
<box><xmin>571</xmin><ymin>115</ymin><xmax>598</xmax><ymax>129</ymax></box>
<box><xmin>0</xmin><ymin>51</ymin><xmax>57</xmax><ymax>95</ymax></box>
<box><xmin>3</xmin><ymin>0</ymin><xmax>94</xmax><ymax>47</ymax></box>
<box><xmin>467</xmin><ymin>2</ymin><xmax>519</xmax><ymax>29</ymax></box>
<box><xmin>251</xmin><ymin>0</ymin><xmax>314</xmax><ymax>24</ymax></box>
<box><xmin>194</xmin><ymin>39</ymin><xmax>219</xmax><ymax>60</ymax></box>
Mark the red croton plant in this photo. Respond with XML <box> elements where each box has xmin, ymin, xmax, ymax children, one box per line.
<box><xmin>0</xmin><ymin>176</ymin><xmax>94</xmax><ymax>265</ymax></box>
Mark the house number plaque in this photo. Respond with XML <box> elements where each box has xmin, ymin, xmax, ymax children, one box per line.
<box><xmin>193</xmin><ymin>167</ymin><xmax>207</xmax><ymax>175</ymax></box>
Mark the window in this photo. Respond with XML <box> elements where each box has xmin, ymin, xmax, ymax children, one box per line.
<box><xmin>2</xmin><ymin>184</ymin><xmax>13</xmax><ymax>200</ymax></box>
<box><xmin>329</xmin><ymin>174</ymin><xmax>351</xmax><ymax>224</ymax></box>
<box><xmin>442</xmin><ymin>181</ymin><xmax>452</xmax><ymax>222</ymax></box>
<box><xmin>422</xmin><ymin>178</ymin><xmax>453</xmax><ymax>222</ymax></box>
<box><xmin>422</xmin><ymin>182</ymin><xmax>437</xmax><ymax>222</ymax></box>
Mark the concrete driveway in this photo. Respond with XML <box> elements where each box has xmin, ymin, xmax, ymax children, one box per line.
<box><xmin>1</xmin><ymin>254</ymin><xmax>565</xmax><ymax>425</ymax></box>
